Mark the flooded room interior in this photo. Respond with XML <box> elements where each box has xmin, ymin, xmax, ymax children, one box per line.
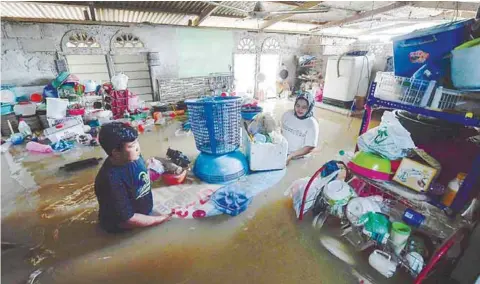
<box><xmin>1</xmin><ymin>1</ymin><xmax>480</xmax><ymax>283</ymax></box>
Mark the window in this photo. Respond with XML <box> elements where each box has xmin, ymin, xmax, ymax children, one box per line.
<box><xmin>237</xmin><ymin>37</ymin><xmax>255</xmax><ymax>51</ymax></box>
<box><xmin>113</xmin><ymin>33</ymin><xmax>144</xmax><ymax>48</ymax></box>
<box><xmin>65</xmin><ymin>31</ymin><xmax>100</xmax><ymax>48</ymax></box>
<box><xmin>262</xmin><ymin>37</ymin><xmax>280</xmax><ymax>51</ymax></box>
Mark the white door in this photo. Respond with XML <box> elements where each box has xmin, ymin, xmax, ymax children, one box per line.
<box><xmin>233</xmin><ymin>54</ymin><xmax>256</xmax><ymax>97</ymax></box>
<box><xmin>66</xmin><ymin>55</ymin><xmax>110</xmax><ymax>84</ymax></box>
<box><xmin>259</xmin><ymin>54</ymin><xmax>280</xmax><ymax>99</ymax></box>
<box><xmin>112</xmin><ymin>54</ymin><xmax>153</xmax><ymax>102</ymax></box>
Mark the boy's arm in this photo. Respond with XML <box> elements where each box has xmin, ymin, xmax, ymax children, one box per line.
<box><xmin>119</xmin><ymin>213</ymin><xmax>172</xmax><ymax>229</ymax></box>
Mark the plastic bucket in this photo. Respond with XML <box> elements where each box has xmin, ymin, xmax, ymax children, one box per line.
<box><xmin>392</xmin><ymin>19</ymin><xmax>474</xmax><ymax>78</ymax></box>
<box><xmin>391</xmin><ymin>222</ymin><xmax>411</xmax><ymax>255</ymax></box>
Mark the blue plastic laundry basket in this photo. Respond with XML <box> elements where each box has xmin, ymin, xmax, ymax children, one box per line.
<box><xmin>186</xmin><ymin>96</ymin><xmax>242</xmax><ymax>155</ymax></box>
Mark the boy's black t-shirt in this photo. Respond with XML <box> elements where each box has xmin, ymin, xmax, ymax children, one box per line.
<box><xmin>94</xmin><ymin>156</ymin><xmax>153</xmax><ymax>233</ymax></box>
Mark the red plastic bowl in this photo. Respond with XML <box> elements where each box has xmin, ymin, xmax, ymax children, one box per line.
<box><xmin>162</xmin><ymin>170</ymin><xmax>187</xmax><ymax>185</ymax></box>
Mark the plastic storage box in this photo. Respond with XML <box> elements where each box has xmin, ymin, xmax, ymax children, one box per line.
<box><xmin>392</xmin><ymin>19</ymin><xmax>473</xmax><ymax>79</ymax></box>
<box><xmin>243</xmin><ymin>129</ymin><xmax>288</xmax><ymax>171</ymax></box>
<box><xmin>451</xmin><ymin>44</ymin><xmax>480</xmax><ymax>90</ymax></box>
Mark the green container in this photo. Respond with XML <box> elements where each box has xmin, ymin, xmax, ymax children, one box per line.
<box><xmin>52</xmin><ymin>72</ymin><xmax>70</xmax><ymax>88</ymax></box>
<box><xmin>350</xmin><ymin>151</ymin><xmax>391</xmax><ymax>174</ymax></box>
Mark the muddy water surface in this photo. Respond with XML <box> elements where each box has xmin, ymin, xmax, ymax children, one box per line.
<box><xmin>2</xmin><ymin>100</ymin><xmax>395</xmax><ymax>283</ymax></box>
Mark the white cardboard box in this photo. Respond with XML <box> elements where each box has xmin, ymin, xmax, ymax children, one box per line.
<box><xmin>243</xmin><ymin>129</ymin><xmax>288</xmax><ymax>171</ymax></box>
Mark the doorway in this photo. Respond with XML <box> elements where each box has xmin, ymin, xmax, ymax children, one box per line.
<box><xmin>259</xmin><ymin>54</ymin><xmax>280</xmax><ymax>99</ymax></box>
<box><xmin>233</xmin><ymin>54</ymin><xmax>256</xmax><ymax>97</ymax></box>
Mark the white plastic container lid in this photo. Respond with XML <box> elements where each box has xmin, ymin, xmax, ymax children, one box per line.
<box><xmin>324</xmin><ymin>180</ymin><xmax>351</xmax><ymax>201</ymax></box>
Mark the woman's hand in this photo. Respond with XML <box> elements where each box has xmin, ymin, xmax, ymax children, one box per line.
<box><xmin>286</xmin><ymin>155</ymin><xmax>293</xmax><ymax>165</ymax></box>
<box><xmin>286</xmin><ymin>146</ymin><xmax>315</xmax><ymax>165</ymax></box>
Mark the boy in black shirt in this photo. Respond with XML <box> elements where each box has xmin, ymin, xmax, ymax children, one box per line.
<box><xmin>95</xmin><ymin>122</ymin><xmax>170</xmax><ymax>233</ymax></box>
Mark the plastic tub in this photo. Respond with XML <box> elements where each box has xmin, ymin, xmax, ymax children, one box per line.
<box><xmin>162</xmin><ymin>170</ymin><xmax>187</xmax><ymax>185</ymax></box>
<box><xmin>13</xmin><ymin>102</ymin><xmax>36</xmax><ymax>116</ymax></box>
<box><xmin>392</xmin><ymin>19</ymin><xmax>474</xmax><ymax>78</ymax></box>
<box><xmin>52</xmin><ymin>72</ymin><xmax>70</xmax><ymax>88</ymax></box>
<box><xmin>1</xmin><ymin>104</ymin><xmax>13</xmax><ymax>115</ymax></box>
<box><xmin>241</xmin><ymin>106</ymin><xmax>263</xmax><ymax>120</ymax></box>
<box><xmin>451</xmin><ymin>40</ymin><xmax>480</xmax><ymax>89</ymax></box>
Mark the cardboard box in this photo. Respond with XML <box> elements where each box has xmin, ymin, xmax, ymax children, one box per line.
<box><xmin>393</xmin><ymin>158</ymin><xmax>437</xmax><ymax>192</ymax></box>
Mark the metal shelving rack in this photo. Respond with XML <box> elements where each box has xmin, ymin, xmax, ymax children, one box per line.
<box><xmin>359</xmin><ymin>79</ymin><xmax>480</xmax><ymax>213</ymax></box>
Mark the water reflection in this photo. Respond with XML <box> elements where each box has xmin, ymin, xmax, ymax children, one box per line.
<box><xmin>2</xmin><ymin>102</ymin><xmax>377</xmax><ymax>284</ymax></box>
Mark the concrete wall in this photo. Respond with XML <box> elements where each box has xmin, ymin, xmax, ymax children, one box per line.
<box><xmin>1</xmin><ymin>21</ymin><xmax>326</xmax><ymax>100</ymax></box>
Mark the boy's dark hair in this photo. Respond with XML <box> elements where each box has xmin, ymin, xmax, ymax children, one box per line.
<box><xmin>98</xmin><ymin>122</ymin><xmax>138</xmax><ymax>156</ymax></box>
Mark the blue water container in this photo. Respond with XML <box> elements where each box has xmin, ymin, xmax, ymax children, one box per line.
<box><xmin>392</xmin><ymin>19</ymin><xmax>474</xmax><ymax>79</ymax></box>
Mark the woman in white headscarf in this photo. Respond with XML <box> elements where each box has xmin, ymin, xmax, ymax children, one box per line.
<box><xmin>281</xmin><ymin>92</ymin><xmax>319</xmax><ymax>164</ymax></box>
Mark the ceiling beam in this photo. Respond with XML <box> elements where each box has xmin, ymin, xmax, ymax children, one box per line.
<box><xmin>285</xmin><ymin>19</ymin><xmax>328</xmax><ymax>25</ymax></box>
<box><xmin>194</xmin><ymin>4</ymin><xmax>219</xmax><ymax>26</ymax></box>
<box><xmin>410</xmin><ymin>1</ymin><xmax>480</xmax><ymax>12</ymax></box>
<box><xmin>37</xmin><ymin>1</ymin><xmax>202</xmax><ymax>16</ymax></box>
<box><xmin>310</xmin><ymin>2</ymin><xmax>408</xmax><ymax>32</ymax></box>
<box><xmin>260</xmin><ymin>1</ymin><xmax>322</xmax><ymax>30</ymax></box>
<box><xmin>271</xmin><ymin>1</ymin><xmax>301</xmax><ymax>7</ymax></box>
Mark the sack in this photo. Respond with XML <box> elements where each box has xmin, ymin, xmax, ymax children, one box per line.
<box><xmin>357</xmin><ymin>111</ymin><xmax>415</xmax><ymax>160</ymax></box>
<box><xmin>285</xmin><ymin>171</ymin><xmax>339</xmax><ymax>218</ymax></box>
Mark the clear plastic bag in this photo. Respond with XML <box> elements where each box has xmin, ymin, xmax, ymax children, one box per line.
<box><xmin>357</xmin><ymin>111</ymin><xmax>415</xmax><ymax>160</ymax></box>
<box><xmin>111</xmin><ymin>73</ymin><xmax>129</xmax><ymax>91</ymax></box>
<box><xmin>284</xmin><ymin>171</ymin><xmax>339</xmax><ymax>218</ymax></box>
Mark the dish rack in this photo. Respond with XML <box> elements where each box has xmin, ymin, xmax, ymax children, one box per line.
<box><xmin>373</xmin><ymin>72</ymin><xmax>437</xmax><ymax>108</ymax></box>
<box><xmin>373</xmin><ymin>72</ymin><xmax>480</xmax><ymax>114</ymax></box>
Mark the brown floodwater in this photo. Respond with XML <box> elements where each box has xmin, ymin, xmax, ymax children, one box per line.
<box><xmin>2</xmin><ymin>100</ymin><xmax>409</xmax><ymax>284</ymax></box>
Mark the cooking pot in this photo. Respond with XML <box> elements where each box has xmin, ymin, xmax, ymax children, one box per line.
<box><xmin>393</xmin><ymin>110</ymin><xmax>461</xmax><ymax>145</ymax></box>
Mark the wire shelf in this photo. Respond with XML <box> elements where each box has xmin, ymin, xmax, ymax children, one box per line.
<box><xmin>373</xmin><ymin>72</ymin><xmax>437</xmax><ymax>108</ymax></box>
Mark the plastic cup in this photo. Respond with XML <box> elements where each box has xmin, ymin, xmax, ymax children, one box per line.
<box><xmin>391</xmin><ymin>222</ymin><xmax>411</xmax><ymax>255</ymax></box>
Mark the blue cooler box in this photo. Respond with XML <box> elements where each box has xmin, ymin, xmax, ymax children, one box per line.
<box><xmin>392</xmin><ymin>19</ymin><xmax>474</xmax><ymax>79</ymax></box>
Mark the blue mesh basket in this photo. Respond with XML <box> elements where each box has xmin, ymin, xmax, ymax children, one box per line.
<box><xmin>186</xmin><ymin>96</ymin><xmax>242</xmax><ymax>155</ymax></box>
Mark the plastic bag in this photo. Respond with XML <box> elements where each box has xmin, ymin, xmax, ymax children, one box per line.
<box><xmin>357</xmin><ymin>111</ymin><xmax>415</xmax><ymax>160</ymax></box>
<box><xmin>248</xmin><ymin>113</ymin><xmax>277</xmax><ymax>135</ymax></box>
<box><xmin>284</xmin><ymin>170</ymin><xmax>339</xmax><ymax>218</ymax></box>
<box><xmin>111</xmin><ymin>73</ymin><xmax>129</xmax><ymax>91</ymax></box>
<box><xmin>359</xmin><ymin>212</ymin><xmax>390</xmax><ymax>244</ymax></box>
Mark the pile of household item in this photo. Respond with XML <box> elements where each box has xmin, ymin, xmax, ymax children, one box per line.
<box><xmin>287</xmin><ymin>159</ymin><xmax>455</xmax><ymax>281</ymax></box>
<box><xmin>352</xmin><ymin>110</ymin><xmax>471</xmax><ymax>210</ymax></box>
<box><xmin>0</xmin><ymin>71</ymin><xmax>157</xmax><ymax>152</ymax></box>
<box><xmin>294</xmin><ymin>55</ymin><xmax>323</xmax><ymax>100</ymax></box>
<box><xmin>382</xmin><ymin>18</ymin><xmax>480</xmax><ymax>116</ymax></box>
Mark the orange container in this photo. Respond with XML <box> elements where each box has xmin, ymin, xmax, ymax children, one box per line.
<box><xmin>162</xmin><ymin>170</ymin><xmax>187</xmax><ymax>185</ymax></box>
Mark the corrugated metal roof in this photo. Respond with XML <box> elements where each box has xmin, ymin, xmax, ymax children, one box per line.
<box><xmin>1</xmin><ymin>1</ymin><xmax>477</xmax><ymax>37</ymax></box>
<box><xmin>1</xmin><ymin>1</ymin><xmax>89</xmax><ymax>20</ymax></box>
<box><xmin>94</xmin><ymin>8</ymin><xmax>195</xmax><ymax>25</ymax></box>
